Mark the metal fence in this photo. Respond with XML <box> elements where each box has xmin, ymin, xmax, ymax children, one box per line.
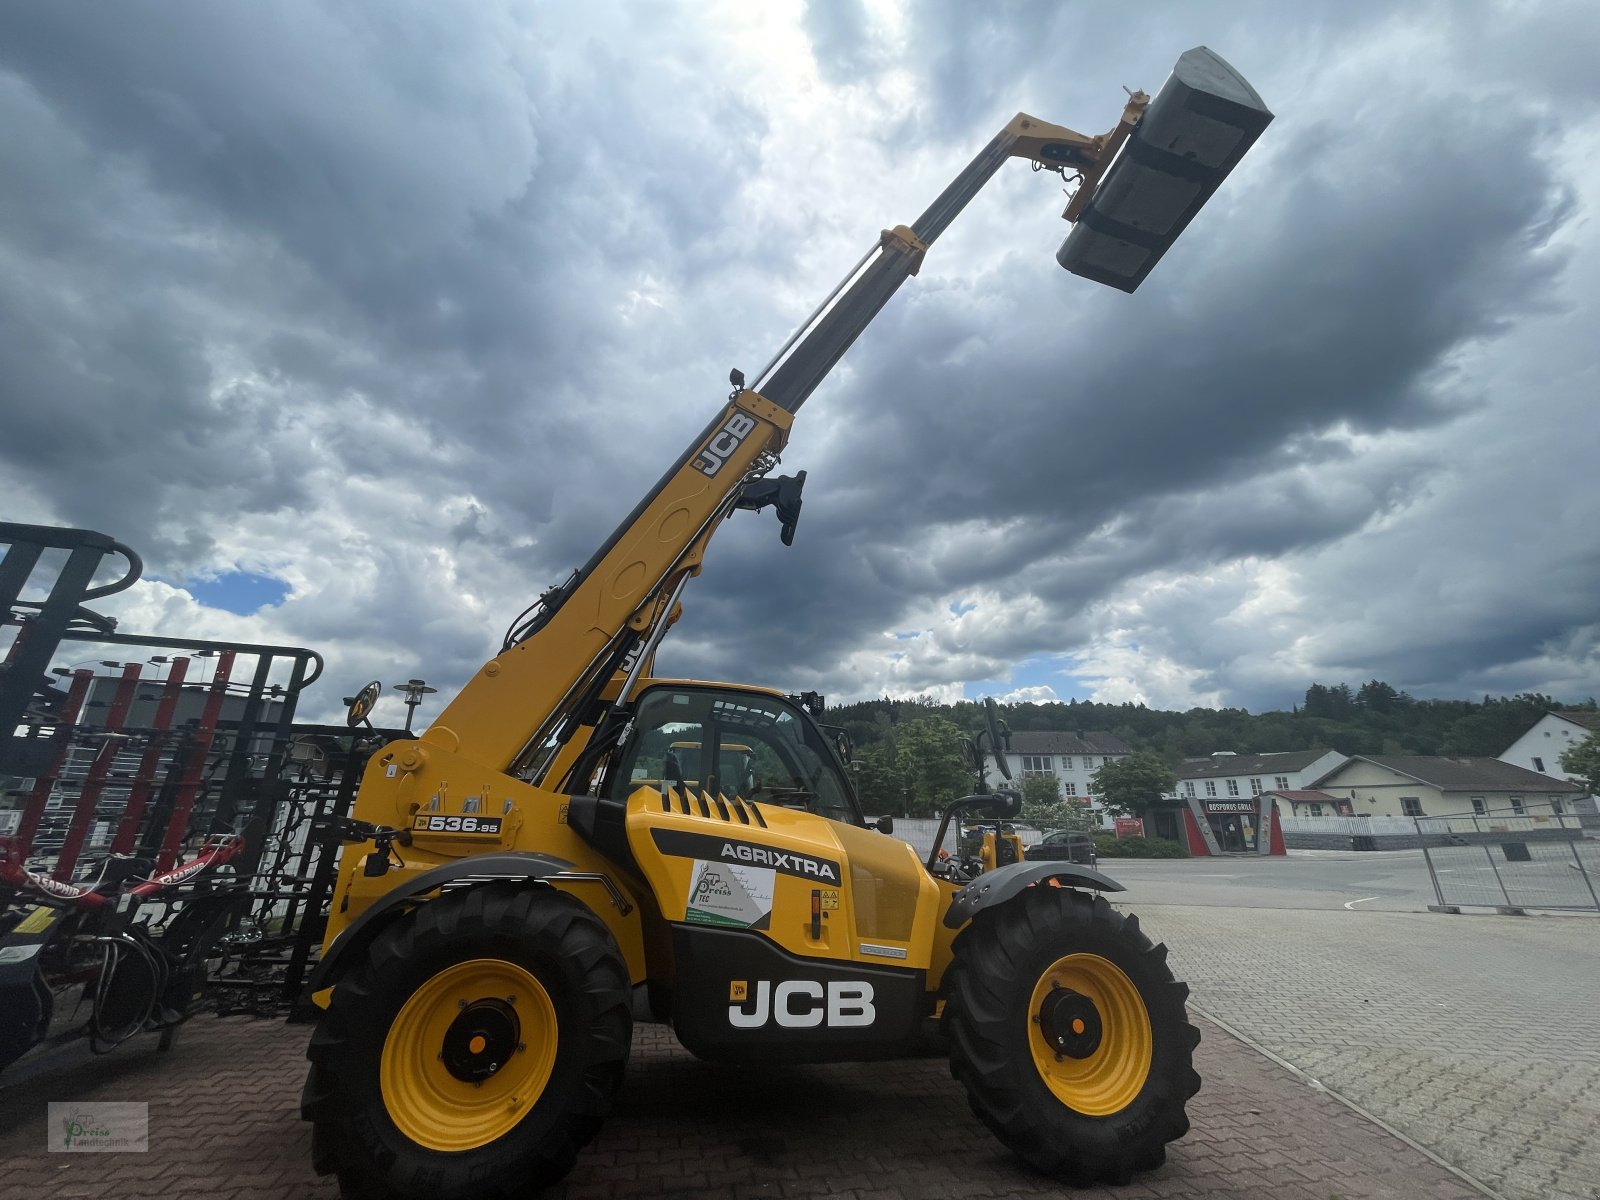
<box><xmin>1279</xmin><ymin>815</ymin><xmax>1420</xmax><ymax>838</ymax></box>
<box><xmin>1418</xmin><ymin>811</ymin><xmax>1600</xmax><ymax>912</ymax></box>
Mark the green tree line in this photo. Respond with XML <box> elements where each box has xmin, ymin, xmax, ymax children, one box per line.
<box><xmin>831</xmin><ymin>684</ymin><xmax>1596</xmax><ymax>817</ymax></box>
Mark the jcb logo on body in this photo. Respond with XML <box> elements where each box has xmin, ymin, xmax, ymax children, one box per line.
<box><xmin>693</xmin><ymin>413</ymin><xmax>758</xmax><ymax>476</ymax></box>
<box><xmin>727</xmin><ymin>979</ymin><xmax>875</xmax><ymax>1029</ymax></box>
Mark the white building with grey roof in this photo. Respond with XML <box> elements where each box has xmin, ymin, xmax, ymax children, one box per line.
<box><xmin>1497</xmin><ymin>711</ymin><xmax>1599</xmax><ymax>813</ymax></box>
<box><xmin>1168</xmin><ymin>749</ymin><xmax>1347</xmax><ymax>805</ymax></box>
<box><xmin>1001</xmin><ymin>730</ymin><xmax>1131</xmax><ymax>829</ymax></box>
<box><xmin>1309</xmin><ymin>755</ymin><xmax>1585</xmax><ymax>819</ymax></box>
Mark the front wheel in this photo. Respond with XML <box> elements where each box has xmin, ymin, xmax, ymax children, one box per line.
<box><xmin>302</xmin><ymin>885</ymin><xmax>632</xmax><ymax>1200</ymax></box>
<box><xmin>944</xmin><ymin>887</ymin><xmax>1199</xmax><ymax>1184</ymax></box>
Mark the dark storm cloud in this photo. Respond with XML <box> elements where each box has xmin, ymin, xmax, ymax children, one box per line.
<box><xmin>801</xmin><ymin>0</ymin><xmax>880</xmax><ymax>85</ymax></box>
<box><xmin>669</xmin><ymin>1</ymin><xmax>1597</xmax><ymax>705</ymax></box>
<box><xmin>0</xmin><ymin>3</ymin><xmax>792</xmax><ymax>725</ymax></box>
<box><xmin>0</xmin><ymin>3</ymin><xmax>769</xmax><ymax>569</ymax></box>
<box><xmin>3</xmin><ymin>2</ymin><xmax>1597</xmax><ymax>717</ymax></box>
<box><xmin>660</xmin><ymin>70</ymin><xmax>1575</xmax><ymax>694</ymax></box>
<box><xmin>854</xmin><ymin>0</ymin><xmax>1400</xmax><ymax>140</ymax></box>
<box><xmin>837</xmin><ymin>94</ymin><xmax>1568</xmax><ymax>517</ymax></box>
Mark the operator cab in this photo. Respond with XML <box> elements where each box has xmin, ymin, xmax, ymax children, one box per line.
<box><xmin>592</xmin><ymin>681</ymin><xmax>934</xmax><ymax>1063</ymax></box>
<box><xmin>602</xmin><ymin>683</ymin><xmax>865</xmax><ymax>827</ymax></box>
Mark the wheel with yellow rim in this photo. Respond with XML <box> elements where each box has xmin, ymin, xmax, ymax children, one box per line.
<box><xmin>302</xmin><ymin>885</ymin><xmax>631</xmax><ymax>1200</ymax></box>
<box><xmin>944</xmin><ymin>887</ymin><xmax>1199</xmax><ymax>1184</ymax></box>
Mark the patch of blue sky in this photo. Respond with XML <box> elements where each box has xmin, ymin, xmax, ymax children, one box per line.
<box><xmin>179</xmin><ymin>570</ymin><xmax>289</xmax><ymax>615</ymax></box>
<box><xmin>963</xmin><ymin>655</ymin><xmax>1093</xmax><ymax>703</ymax></box>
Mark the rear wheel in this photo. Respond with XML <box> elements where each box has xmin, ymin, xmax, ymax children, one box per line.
<box><xmin>302</xmin><ymin>885</ymin><xmax>631</xmax><ymax>1200</ymax></box>
<box><xmin>944</xmin><ymin>887</ymin><xmax>1199</xmax><ymax>1184</ymax></box>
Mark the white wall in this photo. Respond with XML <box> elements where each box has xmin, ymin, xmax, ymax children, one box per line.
<box><xmin>1002</xmin><ymin>749</ymin><xmax>1123</xmax><ymax>829</ymax></box>
<box><xmin>1499</xmin><ymin>714</ymin><xmax>1589</xmax><ymax>781</ymax></box>
<box><xmin>1171</xmin><ymin>750</ymin><xmax>1346</xmax><ymax>804</ymax></box>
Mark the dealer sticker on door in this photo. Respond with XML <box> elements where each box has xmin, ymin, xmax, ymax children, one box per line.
<box><xmin>685</xmin><ymin>859</ymin><xmax>774</xmax><ymax>930</ymax></box>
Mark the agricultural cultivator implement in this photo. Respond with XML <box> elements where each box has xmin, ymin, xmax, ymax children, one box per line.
<box><xmin>0</xmin><ymin>521</ymin><xmax>357</xmax><ymax>1066</ymax></box>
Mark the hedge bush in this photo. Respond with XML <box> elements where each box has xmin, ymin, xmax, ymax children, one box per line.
<box><xmin>1092</xmin><ymin>833</ymin><xmax>1189</xmax><ymax>858</ymax></box>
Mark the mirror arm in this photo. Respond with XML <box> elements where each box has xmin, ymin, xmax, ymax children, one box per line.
<box><xmin>926</xmin><ymin>792</ymin><xmax>1014</xmax><ymax>871</ymax></box>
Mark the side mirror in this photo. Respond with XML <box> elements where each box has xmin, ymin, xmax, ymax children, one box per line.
<box><xmin>344</xmin><ymin>680</ymin><xmax>381</xmax><ymax>729</ymax></box>
<box><xmin>985</xmin><ymin>788</ymin><xmax>1022</xmax><ymax>820</ymax></box>
<box><xmin>983</xmin><ymin>698</ymin><xmax>1013</xmax><ymax>781</ymax></box>
<box><xmin>873</xmin><ymin>814</ymin><xmax>895</xmax><ymax>835</ymax></box>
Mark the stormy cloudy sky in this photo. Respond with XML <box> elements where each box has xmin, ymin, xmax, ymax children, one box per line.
<box><xmin>3</xmin><ymin>1</ymin><xmax>1598</xmax><ymax>726</ymax></box>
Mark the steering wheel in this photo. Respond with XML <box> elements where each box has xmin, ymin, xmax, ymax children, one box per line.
<box><xmin>764</xmin><ymin>785</ymin><xmax>820</xmax><ymax>811</ymax></box>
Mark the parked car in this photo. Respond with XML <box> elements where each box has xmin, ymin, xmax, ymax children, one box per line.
<box><xmin>1025</xmin><ymin>828</ymin><xmax>1098</xmax><ymax>868</ymax></box>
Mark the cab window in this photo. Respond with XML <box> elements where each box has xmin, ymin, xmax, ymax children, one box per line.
<box><xmin>607</xmin><ymin>687</ymin><xmax>862</xmax><ymax>826</ymax></box>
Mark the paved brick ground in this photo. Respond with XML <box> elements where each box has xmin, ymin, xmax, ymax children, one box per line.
<box><xmin>1130</xmin><ymin>904</ymin><xmax>1600</xmax><ymax>1200</ymax></box>
<box><xmin>0</xmin><ymin>1005</ymin><xmax>1481</xmax><ymax>1200</ymax></box>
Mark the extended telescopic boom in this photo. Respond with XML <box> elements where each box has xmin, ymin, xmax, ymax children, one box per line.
<box><xmin>410</xmin><ymin>48</ymin><xmax>1270</xmax><ymax>778</ymax></box>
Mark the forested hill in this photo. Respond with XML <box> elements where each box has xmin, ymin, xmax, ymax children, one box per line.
<box><xmin>824</xmin><ymin>682</ymin><xmax>1598</xmax><ymax>763</ymax></box>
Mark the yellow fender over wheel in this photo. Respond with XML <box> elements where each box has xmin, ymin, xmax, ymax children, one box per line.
<box><xmin>944</xmin><ymin>888</ymin><xmax>1199</xmax><ymax>1184</ymax></box>
<box><xmin>302</xmin><ymin>885</ymin><xmax>631</xmax><ymax>1200</ymax></box>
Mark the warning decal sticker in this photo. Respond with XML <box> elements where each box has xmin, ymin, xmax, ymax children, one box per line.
<box><xmin>14</xmin><ymin>905</ymin><xmax>56</xmax><ymax>935</ymax></box>
<box><xmin>685</xmin><ymin>859</ymin><xmax>775</xmax><ymax>930</ymax></box>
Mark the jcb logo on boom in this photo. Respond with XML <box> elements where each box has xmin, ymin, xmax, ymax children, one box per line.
<box><xmin>693</xmin><ymin>413</ymin><xmax>758</xmax><ymax>476</ymax></box>
<box><xmin>727</xmin><ymin>979</ymin><xmax>875</xmax><ymax>1029</ymax></box>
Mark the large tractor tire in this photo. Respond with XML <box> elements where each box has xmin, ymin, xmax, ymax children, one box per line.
<box><xmin>302</xmin><ymin>884</ymin><xmax>632</xmax><ymax>1200</ymax></box>
<box><xmin>944</xmin><ymin>887</ymin><xmax>1199</xmax><ymax>1184</ymax></box>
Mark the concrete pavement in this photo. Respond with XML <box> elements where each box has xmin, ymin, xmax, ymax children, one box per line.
<box><xmin>1123</xmin><ymin>902</ymin><xmax>1600</xmax><ymax>1200</ymax></box>
<box><xmin>1105</xmin><ymin>850</ymin><xmax>1442</xmax><ymax>911</ymax></box>
<box><xmin>1104</xmin><ymin>845</ymin><xmax>1600</xmax><ymax>914</ymax></box>
<box><xmin>4</xmin><ymin>854</ymin><xmax>1593</xmax><ymax>1198</ymax></box>
<box><xmin>0</xmin><ymin>1009</ymin><xmax>1484</xmax><ymax>1200</ymax></box>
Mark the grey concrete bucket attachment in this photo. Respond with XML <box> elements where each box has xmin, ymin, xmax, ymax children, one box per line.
<box><xmin>1058</xmin><ymin>46</ymin><xmax>1274</xmax><ymax>293</ymax></box>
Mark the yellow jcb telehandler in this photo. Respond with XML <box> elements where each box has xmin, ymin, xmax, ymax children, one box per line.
<box><xmin>300</xmin><ymin>47</ymin><xmax>1271</xmax><ymax>1199</ymax></box>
